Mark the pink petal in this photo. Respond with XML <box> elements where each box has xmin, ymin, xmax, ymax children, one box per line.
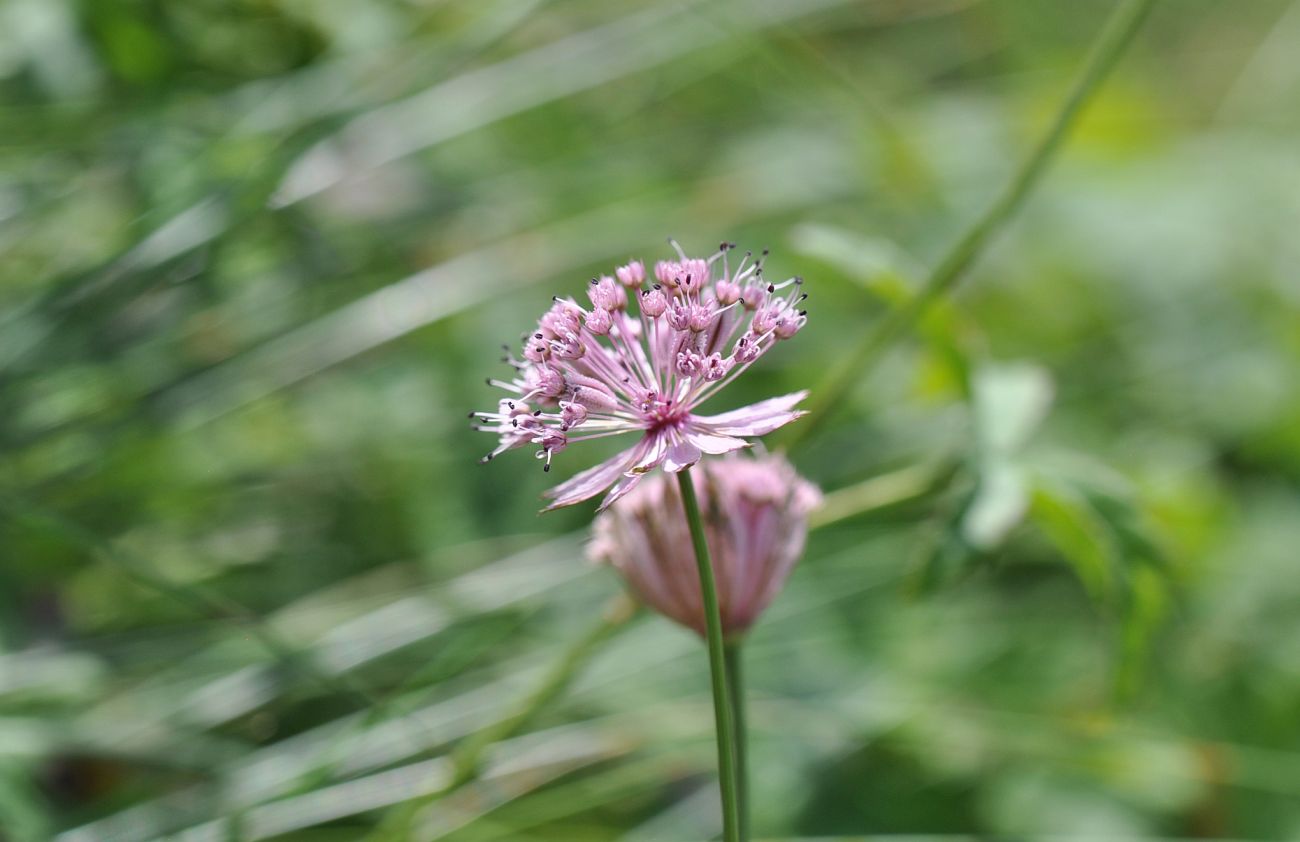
<box><xmin>662</xmin><ymin>439</ymin><xmax>702</xmax><ymax>473</ymax></box>
<box><xmin>542</xmin><ymin>443</ymin><xmax>639</xmax><ymax>510</ymax></box>
<box><xmin>597</xmin><ymin>472</ymin><xmax>645</xmax><ymax>512</ymax></box>
<box><xmin>629</xmin><ymin>431</ymin><xmax>669</xmax><ymax>474</ymax></box>
<box><xmin>686</xmin><ymin>430</ymin><xmax>750</xmax><ymax>455</ymax></box>
<box><xmin>692</xmin><ymin>390</ymin><xmax>809</xmax><ymax>437</ymax></box>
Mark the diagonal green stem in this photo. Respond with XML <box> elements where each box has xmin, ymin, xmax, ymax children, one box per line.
<box><xmin>676</xmin><ymin>469</ymin><xmax>740</xmax><ymax>842</ymax></box>
<box><xmin>788</xmin><ymin>0</ymin><xmax>1158</xmax><ymax>448</ymax></box>
<box><xmin>724</xmin><ymin>641</ymin><xmax>749</xmax><ymax>842</ymax></box>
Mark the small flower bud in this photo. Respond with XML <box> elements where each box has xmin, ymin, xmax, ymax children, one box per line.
<box><xmin>539</xmin><ymin>430</ymin><xmax>567</xmax><ymax>453</ymax></box>
<box><xmin>585</xmin><ymin>307</ymin><xmax>613</xmax><ymax>335</ymax></box>
<box><xmin>640</xmin><ymin>287</ymin><xmax>668</xmax><ymax>318</ymax></box>
<box><xmin>676</xmin><ymin>350</ymin><xmax>705</xmax><ymax>379</ymax></box>
<box><xmin>523</xmin><ymin>334</ymin><xmax>549</xmax><ymax>363</ymax></box>
<box><xmin>667</xmin><ymin>301</ymin><xmax>692</xmax><ymax>332</ymax></box>
<box><xmin>588</xmin><ymin>276</ymin><xmax>626</xmax><ymax>311</ymax></box>
<box><xmin>528</xmin><ymin>366</ymin><xmax>566</xmax><ymax>398</ymax></box>
<box><xmin>654</xmin><ymin>261</ymin><xmax>676</xmax><ymax>287</ymax></box>
<box><xmin>703</xmin><ymin>353</ymin><xmax>731</xmax><ymax>381</ymax></box>
<box><xmin>688</xmin><ymin>302</ymin><xmax>716</xmax><ymax>333</ymax></box>
<box><xmin>774</xmin><ymin>313</ymin><xmax>805</xmax><ymax>339</ymax></box>
<box><xmin>615</xmin><ymin>260</ymin><xmax>645</xmax><ymax>288</ymax></box>
<box><xmin>589</xmin><ymin>454</ymin><xmax>821</xmax><ymax>637</ymax></box>
<box><xmin>559</xmin><ymin>401</ymin><xmax>588</xmax><ymax>429</ymax></box>
<box><xmin>500</xmin><ymin>399</ymin><xmax>531</xmax><ymax>417</ymax></box>
<box><xmin>715</xmin><ymin>279</ymin><xmax>741</xmax><ymax>305</ymax></box>
<box><xmin>752</xmin><ymin>305</ymin><xmax>781</xmax><ymax>335</ymax></box>
<box><xmin>539</xmin><ymin>302</ymin><xmax>580</xmax><ymax>338</ymax></box>
<box><xmin>550</xmin><ymin>332</ymin><xmax>585</xmax><ymax>360</ymax></box>
<box><xmin>734</xmin><ymin>333</ymin><xmax>763</xmax><ymax>364</ymax></box>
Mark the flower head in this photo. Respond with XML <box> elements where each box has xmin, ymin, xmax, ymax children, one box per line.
<box><xmin>589</xmin><ymin>453</ymin><xmax>821</xmax><ymax>637</ymax></box>
<box><xmin>473</xmin><ymin>241</ymin><xmax>809</xmax><ymax>510</ymax></box>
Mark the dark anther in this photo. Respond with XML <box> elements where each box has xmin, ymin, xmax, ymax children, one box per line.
<box><xmin>533</xmin><ymin>410</ymin><xmax>542</xmax><ymax>416</ymax></box>
<box><xmin>534</xmin><ymin>332</ymin><xmax>543</xmax><ymax>339</ymax></box>
<box><xmin>543</xmin><ymin>463</ymin><xmax>551</xmax><ymax>472</ymax></box>
<box><xmin>799</xmin><ymin>309</ymin><xmax>808</xmax><ymax>316</ymax></box>
<box><xmin>795</xmin><ymin>276</ymin><xmax>803</xmax><ymax>284</ymax></box>
<box><xmin>767</xmin><ymin>284</ymin><xmax>776</xmax><ymax>293</ymax></box>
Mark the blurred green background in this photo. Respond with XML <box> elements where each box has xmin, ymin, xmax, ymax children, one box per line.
<box><xmin>2</xmin><ymin>0</ymin><xmax>1299</xmax><ymax>839</ymax></box>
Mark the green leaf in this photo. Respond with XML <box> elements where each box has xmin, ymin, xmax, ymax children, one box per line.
<box><xmin>1029</xmin><ymin>480</ymin><xmax>1121</xmax><ymax>601</ymax></box>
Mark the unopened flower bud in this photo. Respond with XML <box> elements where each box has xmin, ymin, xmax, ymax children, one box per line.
<box><xmin>528</xmin><ymin>366</ymin><xmax>566</xmax><ymax>399</ymax></box>
<box><xmin>676</xmin><ymin>350</ymin><xmax>705</xmax><ymax>379</ymax></box>
<box><xmin>667</xmin><ymin>301</ymin><xmax>692</xmax><ymax>331</ymax></box>
<box><xmin>585</xmin><ymin>307</ymin><xmax>613</xmax><ymax>335</ymax></box>
<box><xmin>734</xmin><ymin>333</ymin><xmax>763</xmax><ymax>364</ymax></box>
<box><xmin>640</xmin><ymin>287</ymin><xmax>668</xmax><ymax>318</ymax></box>
<box><xmin>560</xmin><ymin>401</ymin><xmax>588</xmax><ymax>429</ymax></box>
<box><xmin>774</xmin><ymin>312</ymin><xmax>805</xmax><ymax>339</ymax></box>
<box><xmin>703</xmin><ymin>353</ymin><xmax>731</xmax><ymax>381</ymax></box>
<box><xmin>615</xmin><ymin>261</ymin><xmax>645</xmax><ymax>288</ymax></box>
<box><xmin>588</xmin><ymin>276</ymin><xmax>626</xmax><ymax>311</ymax></box>
<box><xmin>590</xmin><ymin>454</ymin><xmax>821</xmax><ymax>636</ymax></box>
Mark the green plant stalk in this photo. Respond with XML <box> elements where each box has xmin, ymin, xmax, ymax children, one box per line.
<box><xmin>789</xmin><ymin>0</ymin><xmax>1158</xmax><ymax>447</ymax></box>
<box><xmin>677</xmin><ymin>469</ymin><xmax>741</xmax><ymax>842</ymax></box>
<box><xmin>450</xmin><ymin>594</ymin><xmax>638</xmax><ymax>787</ymax></box>
<box><xmin>724</xmin><ymin>641</ymin><xmax>749</xmax><ymax>842</ymax></box>
<box><xmin>370</xmin><ymin>461</ymin><xmax>944</xmax><ymax>834</ymax></box>
<box><xmin>370</xmin><ymin>594</ymin><xmax>639</xmax><ymax>841</ymax></box>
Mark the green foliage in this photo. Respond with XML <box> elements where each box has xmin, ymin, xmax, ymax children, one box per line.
<box><xmin>3</xmin><ymin>0</ymin><xmax>1300</xmax><ymax>839</ymax></box>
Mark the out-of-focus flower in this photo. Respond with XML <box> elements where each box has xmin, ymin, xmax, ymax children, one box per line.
<box><xmin>589</xmin><ymin>453</ymin><xmax>821</xmax><ymax>637</ymax></box>
<box><xmin>473</xmin><ymin>241</ymin><xmax>809</xmax><ymax>510</ymax></box>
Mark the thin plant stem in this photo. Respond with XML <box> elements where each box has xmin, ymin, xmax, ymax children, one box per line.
<box><xmin>724</xmin><ymin>640</ymin><xmax>749</xmax><ymax>842</ymax></box>
<box><xmin>677</xmin><ymin>469</ymin><xmax>741</xmax><ymax>842</ymax></box>
<box><xmin>788</xmin><ymin>0</ymin><xmax>1159</xmax><ymax>448</ymax></box>
<box><xmin>369</xmin><ymin>593</ymin><xmax>639</xmax><ymax>841</ymax></box>
<box><xmin>449</xmin><ymin>594</ymin><xmax>638</xmax><ymax>786</ymax></box>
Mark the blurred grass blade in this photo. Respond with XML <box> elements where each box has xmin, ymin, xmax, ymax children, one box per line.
<box><xmin>789</xmin><ymin>0</ymin><xmax>1159</xmax><ymax>445</ymax></box>
<box><xmin>272</xmin><ymin>0</ymin><xmax>861</xmax><ymax>206</ymax></box>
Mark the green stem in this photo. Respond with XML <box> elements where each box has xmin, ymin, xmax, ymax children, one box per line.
<box><xmin>676</xmin><ymin>469</ymin><xmax>740</xmax><ymax>842</ymax></box>
<box><xmin>450</xmin><ymin>594</ymin><xmax>637</xmax><ymax>787</ymax></box>
<box><xmin>369</xmin><ymin>593</ymin><xmax>639</xmax><ymax>841</ymax></box>
<box><xmin>724</xmin><ymin>641</ymin><xmax>749</xmax><ymax>842</ymax></box>
<box><xmin>788</xmin><ymin>0</ymin><xmax>1158</xmax><ymax>448</ymax></box>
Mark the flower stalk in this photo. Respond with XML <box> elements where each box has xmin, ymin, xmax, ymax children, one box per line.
<box><xmin>724</xmin><ymin>640</ymin><xmax>749</xmax><ymax>842</ymax></box>
<box><xmin>677</xmin><ymin>468</ymin><xmax>741</xmax><ymax>842</ymax></box>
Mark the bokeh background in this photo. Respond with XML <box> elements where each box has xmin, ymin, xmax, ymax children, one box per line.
<box><xmin>2</xmin><ymin>0</ymin><xmax>1299</xmax><ymax>839</ymax></box>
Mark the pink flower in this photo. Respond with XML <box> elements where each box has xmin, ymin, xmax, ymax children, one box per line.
<box><xmin>589</xmin><ymin>453</ymin><xmax>821</xmax><ymax>636</ymax></box>
<box><xmin>473</xmin><ymin>242</ymin><xmax>809</xmax><ymax>510</ymax></box>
